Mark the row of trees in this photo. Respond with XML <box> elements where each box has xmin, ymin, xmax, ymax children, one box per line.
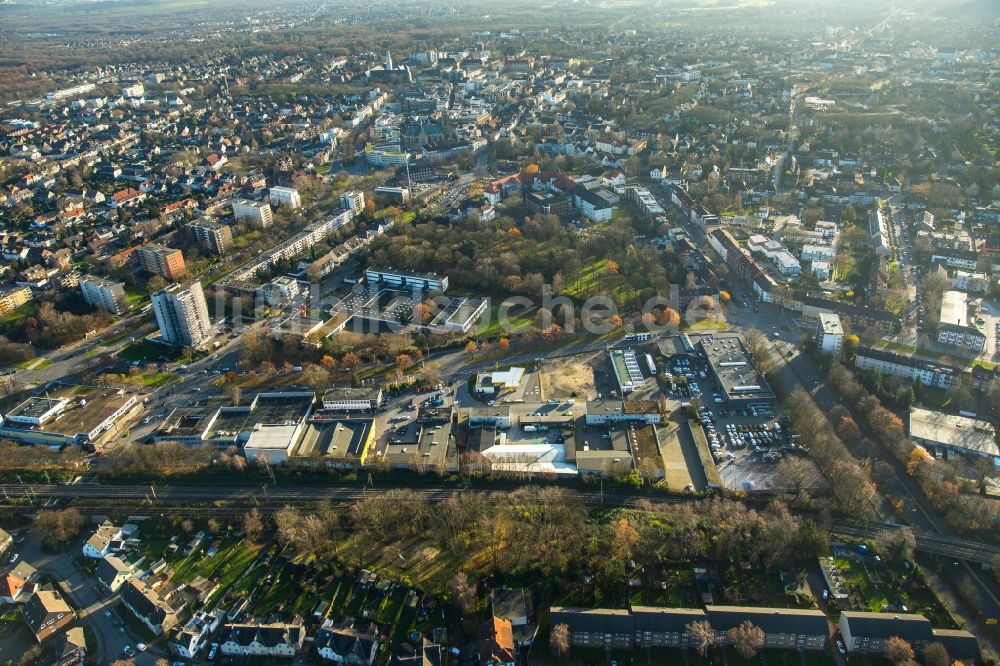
<box><xmin>784</xmin><ymin>389</ymin><xmax>880</xmax><ymax>520</ymax></box>
<box><xmin>827</xmin><ymin>362</ymin><xmax>1000</xmax><ymax>534</ymax></box>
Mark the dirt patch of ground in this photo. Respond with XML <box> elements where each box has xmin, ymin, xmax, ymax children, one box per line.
<box><xmin>540</xmin><ymin>356</ymin><xmax>598</xmax><ymax>400</ymax></box>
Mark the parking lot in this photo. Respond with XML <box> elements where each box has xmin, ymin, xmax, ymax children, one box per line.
<box><xmin>660</xmin><ymin>352</ymin><xmax>815</xmax><ymax>492</ymax></box>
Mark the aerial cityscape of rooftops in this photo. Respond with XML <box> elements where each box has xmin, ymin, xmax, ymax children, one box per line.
<box><xmin>0</xmin><ymin>0</ymin><xmax>998</xmax><ymax>663</ymax></box>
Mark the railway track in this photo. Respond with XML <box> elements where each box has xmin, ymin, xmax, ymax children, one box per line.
<box><xmin>2</xmin><ymin>482</ymin><xmax>997</xmax><ymax>565</ymax></box>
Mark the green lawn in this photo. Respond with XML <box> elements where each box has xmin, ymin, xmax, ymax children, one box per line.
<box><xmin>833</xmin><ymin>557</ymin><xmax>890</xmax><ymax>612</ymax></box>
<box><xmin>0</xmin><ymin>301</ymin><xmax>37</xmax><ymax>324</ymax></box>
<box><xmin>475</xmin><ymin>302</ymin><xmax>535</xmax><ymax>339</ymax></box>
<box><xmin>118</xmin><ymin>340</ymin><xmax>180</xmax><ymax>363</ymax></box>
<box><xmin>563</xmin><ymin>259</ymin><xmax>628</xmax><ymax>300</ymax></box>
<box><xmin>139</xmin><ymin>372</ymin><xmax>174</xmax><ymax>387</ymax></box>
<box><xmin>17</xmin><ymin>357</ymin><xmax>50</xmax><ymax>370</ymax></box>
<box><xmin>125</xmin><ymin>288</ymin><xmax>148</xmax><ymax>305</ymax></box>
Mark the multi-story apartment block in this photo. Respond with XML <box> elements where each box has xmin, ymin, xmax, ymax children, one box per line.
<box><xmin>817</xmin><ymin>312</ymin><xmax>844</xmax><ymax>357</ymax></box>
<box><xmin>854</xmin><ymin>346</ymin><xmax>957</xmax><ymax>388</ymax></box>
<box><xmin>80</xmin><ymin>275</ymin><xmax>127</xmax><ymax>315</ymax></box>
<box><xmin>0</xmin><ymin>285</ymin><xmax>32</xmax><ymax>316</ymax></box>
<box><xmin>231</xmin><ymin>199</ymin><xmax>273</xmax><ymax>229</ymax></box>
<box><xmin>551</xmin><ymin>606</ymin><xmax>830</xmax><ymax>652</ymax></box>
<box><xmin>190</xmin><ymin>220</ymin><xmax>233</xmax><ymax>255</ymax></box>
<box><xmin>152</xmin><ymin>281</ymin><xmax>213</xmax><ymax>348</ymax></box>
<box><xmin>937</xmin><ymin>290</ymin><xmax>985</xmax><ymax>352</ymax></box>
<box><xmin>340</xmin><ymin>191</ymin><xmax>366</xmax><ymax>215</ymax></box>
<box><xmin>951</xmin><ymin>270</ymin><xmax>988</xmax><ymax>293</ymax></box>
<box><xmin>136</xmin><ymin>243</ymin><xmax>186</xmax><ymax>280</ymax></box>
<box><xmin>269</xmin><ymin>186</ymin><xmax>301</xmax><ymax>209</ymax></box>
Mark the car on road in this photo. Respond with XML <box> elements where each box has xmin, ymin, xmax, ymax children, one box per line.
<box><xmin>837</xmin><ymin>639</ymin><xmax>846</xmax><ymax>654</ymax></box>
<box><xmin>104</xmin><ymin>610</ymin><xmax>112</xmax><ymax>618</ymax></box>
<box><xmin>8</xmin><ymin>554</ymin><xmax>17</xmax><ymax>563</ymax></box>
<box><xmin>123</xmin><ymin>646</ymin><xmax>136</xmax><ymax>657</ymax></box>
<box><xmin>137</xmin><ymin>643</ymin><xmax>147</xmax><ymax>651</ymax></box>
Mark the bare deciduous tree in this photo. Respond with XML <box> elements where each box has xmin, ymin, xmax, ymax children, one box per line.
<box><xmin>686</xmin><ymin>620</ymin><xmax>716</xmax><ymax>657</ymax></box>
<box><xmin>875</xmin><ymin>527</ymin><xmax>916</xmax><ymax>563</ymax></box>
<box><xmin>243</xmin><ymin>508</ymin><xmax>265</xmax><ymax>542</ymax></box>
<box><xmin>728</xmin><ymin>620</ymin><xmax>765</xmax><ymax>659</ymax></box>
<box><xmin>923</xmin><ymin>642</ymin><xmax>949</xmax><ymax>666</ymax></box>
<box><xmin>449</xmin><ymin>571</ymin><xmax>477</xmax><ymax>615</ymax></box>
<box><xmin>33</xmin><ymin>508</ymin><xmax>85</xmax><ymax>549</ymax></box>
<box><xmin>885</xmin><ymin>635</ymin><xmax>916</xmax><ymax>666</ymax></box>
<box><xmin>550</xmin><ymin>623</ymin><xmax>570</xmax><ymax>660</ymax></box>
<box><xmin>275</xmin><ymin>506</ymin><xmax>330</xmax><ymax>553</ymax></box>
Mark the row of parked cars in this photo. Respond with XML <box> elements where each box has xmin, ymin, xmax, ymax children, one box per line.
<box><xmin>700</xmin><ymin>409</ymin><xmax>735</xmax><ymax>463</ymax></box>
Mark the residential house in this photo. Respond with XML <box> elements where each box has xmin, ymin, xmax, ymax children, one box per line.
<box><xmin>170</xmin><ymin>609</ymin><xmax>224</xmax><ymax>659</ymax></box>
<box><xmin>314</xmin><ymin>617</ymin><xmax>380</xmax><ymax>665</ymax></box>
<box><xmin>22</xmin><ymin>590</ymin><xmax>73</xmax><ymax>642</ymax></box>
<box><xmin>82</xmin><ymin>522</ymin><xmax>123</xmax><ymax>559</ymax></box>
<box><xmin>0</xmin><ymin>528</ymin><xmax>11</xmax><ymax>556</ymax></box>
<box><xmin>96</xmin><ymin>555</ymin><xmax>132</xmax><ymax>592</ymax></box>
<box><xmin>110</xmin><ymin>187</ymin><xmax>147</xmax><ymax>209</ymax></box>
<box><xmin>479</xmin><ymin>617</ymin><xmax>516</xmax><ymax>666</ymax></box>
<box><xmin>0</xmin><ymin>561</ymin><xmax>38</xmax><ymax>603</ymax></box>
<box><xmin>396</xmin><ymin>638</ymin><xmax>444</xmax><ymax>666</ymax></box>
<box><xmin>54</xmin><ymin>626</ymin><xmax>87</xmax><ymax>665</ymax></box>
<box><xmin>218</xmin><ymin>622</ymin><xmax>305</xmax><ymax>658</ymax></box>
<box><xmin>120</xmin><ymin>576</ymin><xmax>182</xmax><ymax>636</ymax></box>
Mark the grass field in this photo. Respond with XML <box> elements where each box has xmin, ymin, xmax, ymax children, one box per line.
<box><xmin>0</xmin><ymin>302</ymin><xmax>37</xmax><ymax>325</ymax></box>
<box><xmin>139</xmin><ymin>372</ymin><xmax>174</xmax><ymax>387</ymax></box>
<box><xmin>562</xmin><ymin>259</ymin><xmax>629</xmax><ymax>301</ymax></box>
<box><xmin>474</xmin><ymin>302</ymin><xmax>535</xmax><ymax>339</ymax></box>
<box><xmin>125</xmin><ymin>288</ymin><xmax>148</xmax><ymax>305</ymax></box>
<box><xmin>16</xmin><ymin>357</ymin><xmax>51</xmax><ymax>370</ymax></box>
<box><xmin>118</xmin><ymin>340</ymin><xmax>181</xmax><ymax>363</ymax></box>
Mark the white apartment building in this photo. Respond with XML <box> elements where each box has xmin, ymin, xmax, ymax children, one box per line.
<box><xmin>152</xmin><ymin>281</ymin><xmax>213</xmax><ymax>348</ymax></box>
<box><xmin>937</xmin><ymin>290</ymin><xmax>986</xmax><ymax>351</ymax></box>
<box><xmin>269</xmin><ymin>186</ymin><xmax>301</xmax><ymax>209</ymax></box>
<box><xmin>952</xmin><ymin>270</ymin><xmax>988</xmax><ymax>293</ymax></box>
<box><xmin>816</xmin><ymin>313</ymin><xmax>844</xmax><ymax>357</ymax></box>
<box><xmin>801</xmin><ymin>244</ymin><xmax>835</xmax><ymax>263</ymax></box>
<box><xmin>231</xmin><ymin>199</ymin><xmax>273</xmax><ymax>228</ymax></box>
<box><xmin>747</xmin><ymin>235</ymin><xmax>801</xmax><ymax>276</ymax></box>
<box><xmin>854</xmin><ymin>346</ymin><xmax>957</xmax><ymax>388</ymax></box>
<box><xmin>340</xmin><ymin>191</ymin><xmax>366</xmax><ymax>215</ymax></box>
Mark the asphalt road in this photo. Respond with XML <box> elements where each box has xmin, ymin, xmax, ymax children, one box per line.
<box><xmin>11</xmin><ymin>534</ymin><xmax>164</xmax><ymax>665</ymax></box>
<box><xmin>759</xmin><ymin>313</ymin><xmax>1000</xmax><ymax>639</ymax></box>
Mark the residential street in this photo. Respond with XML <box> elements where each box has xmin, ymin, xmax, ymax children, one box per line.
<box><xmin>11</xmin><ymin>531</ymin><xmax>166</xmax><ymax>665</ymax></box>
